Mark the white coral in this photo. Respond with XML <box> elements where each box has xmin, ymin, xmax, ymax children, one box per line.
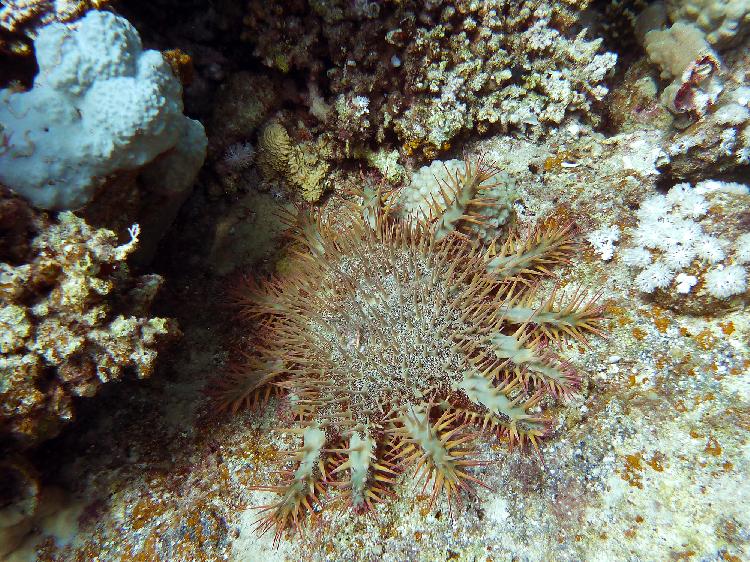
<box><xmin>587</xmin><ymin>226</ymin><xmax>621</xmax><ymax>261</ymax></box>
<box><xmin>621</xmin><ymin>247</ymin><xmax>653</xmax><ymax>267</ymax></box>
<box><xmin>611</xmin><ymin>181</ymin><xmax>749</xmax><ymax>298</ymax></box>
<box><xmin>675</xmin><ymin>272</ymin><xmax>698</xmax><ymax>293</ymax></box>
<box><xmin>705</xmin><ymin>265</ymin><xmax>747</xmax><ymax>298</ymax></box>
<box><xmin>0</xmin><ymin>11</ymin><xmax>206</xmax><ymax>209</ymax></box>
<box><xmin>635</xmin><ymin>262</ymin><xmax>674</xmax><ymax>293</ymax></box>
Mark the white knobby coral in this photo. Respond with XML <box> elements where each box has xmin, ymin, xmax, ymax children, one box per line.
<box><xmin>675</xmin><ymin>272</ymin><xmax>699</xmax><ymax>293</ymax></box>
<box><xmin>635</xmin><ymin>261</ymin><xmax>674</xmax><ymax>293</ymax></box>
<box><xmin>396</xmin><ymin>158</ymin><xmax>516</xmax><ymax>242</ymax></box>
<box><xmin>0</xmin><ymin>10</ymin><xmax>206</xmax><ymax>210</ymax></box>
<box><xmin>666</xmin><ymin>0</ymin><xmax>750</xmax><ymax>48</ymax></box>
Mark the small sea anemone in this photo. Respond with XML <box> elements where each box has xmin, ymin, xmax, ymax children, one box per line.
<box><xmin>214</xmin><ymin>157</ymin><xmax>605</xmax><ymax>544</ymax></box>
<box><xmin>221</xmin><ymin>141</ymin><xmax>255</xmax><ymax>171</ymax></box>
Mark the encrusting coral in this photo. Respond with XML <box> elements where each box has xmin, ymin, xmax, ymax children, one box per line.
<box><xmin>214</xmin><ymin>157</ymin><xmax>604</xmax><ymax>543</ymax></box>
<box><xmin>0</xmin><ymin>206</ymin><xmax>178</xmax><ymax>448</ymax></box>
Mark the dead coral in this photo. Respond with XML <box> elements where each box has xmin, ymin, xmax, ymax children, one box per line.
<box><xmin>0</xmin><ymin>209</ymin><xmax>178</xmax><ymax>448</ymax></box>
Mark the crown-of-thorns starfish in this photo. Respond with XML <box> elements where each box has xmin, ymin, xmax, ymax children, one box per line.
<box><xmin>213</xmin><ymin>156</ymin><xmax>604</xmax><ymax>544</ymax></box>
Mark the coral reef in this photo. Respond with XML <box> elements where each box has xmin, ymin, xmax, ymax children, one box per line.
<box><xmin>0</xmin><ymin>0</ymin><xmax>748</xmax><ymax>560</ymax></box>
<box><xmin>215</xmin><ymin>158</ymin><xmax>603</xmax><ymax>541</ymax></box>
<box><xmin>0</xmin><ymin>208</ymin><xmax>178</xmax><ymax>448</ymax></box>
<box><xmin>642</xmin><ymin>21</ymin><xmax>722</xmax><ymax>115</ymax></box>
<box><xmin>632</xmin><ymin>2</ymin><xmax>750</xmax><ymax>182</ymax></box>
<box><xmin>637</xmin><ymin>0</ymin><xmax>750</xmax><ymax>127</ymax></box>
<box><xmin>241</xmin><ymin>0</ymin><xmax>616</xmax><ymax>158</ymax></box>
<box><xmin>5</xmin><ymin>113</ymin><xmax>747</xmax><ymax>561</ymax></box>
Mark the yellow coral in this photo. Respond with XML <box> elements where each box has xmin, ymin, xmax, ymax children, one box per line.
<box><xmin>0</xmin><ymin>211</ymin><xmax>177</xmax><ymax>446</ymax></box>
<box><xmin>257</xmin><ymin>122</ymin><xmax>293</xmax><ymax>177</ymax></box>
<box><xmin>162</xmin><ymin>48</ymin><xmax>194</xmax><ymax>86</ymax></box>
<box><xmin>256</xmin><ymin>122</ymin><xmax>330</xmax><ymax>203</ymax></box>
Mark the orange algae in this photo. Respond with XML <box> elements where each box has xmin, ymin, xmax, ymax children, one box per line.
<box><xmin>705</xmin><ymin>436</ymin><xmax>722</xmax><ymax>456</ymax></box>
<box><xmin>621</xmin><ymin>453</ymin><xmax>644</xmax><ymax>489</ymax></box>
<box><xmin>131</xmin><ymin>497</ymin><xmax>170</xmax><ymax>531</ymax></box>
<box><xmin>694</xmin><ymin>392</ymin><xmax>715</xmax><ymax>405</ymax></box>
<box><xmin>606</xmin><ymin>303</ymin><xmax>632</xmax><ymax>327</ymax></box>
<box><xmin>632</xmin><ymin>327</ymin><xmax>647</xmax><ymax>340</ymax></box>
<box><xmin>544</xmin><ymin>154</ymin><xmax>565</xmax><ymax>171</ymax></box>
<box><xmin>671</xmin><ymin>550</ymin><xmax>697</xmax><ymax>561</ymax></box>
<box><xmin>719</xmin><ymin>321</ymin><xmax>735</xmax><ymax>336</ymax></box>
<box><xmin>646</xmin><ymin>452</ymin><xmax>666</xmax><ymax>472</ymax></box>
<box><xmin>694</xmin><ymin>329</ymin><xmax>717</xmax><ymax>351</ymax></box>
<box><xmin>649</xmin><ymin>308</ymin><xmax>670</xmax><ymax>333</ymax></box>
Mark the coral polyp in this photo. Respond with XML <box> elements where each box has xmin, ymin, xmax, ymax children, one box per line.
<box><xmin>217</xmin><ymin>160</ymin><xmax>604</xmax><ymax>543</ymax></box>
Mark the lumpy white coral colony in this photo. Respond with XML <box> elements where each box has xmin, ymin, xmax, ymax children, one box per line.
<box><xmin>0</xmin><ymin>10</ymin><xmax>206</xmax><ymax>210</ymax></box>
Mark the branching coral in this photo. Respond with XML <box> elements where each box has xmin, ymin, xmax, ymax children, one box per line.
<box><xmin>241</xmin><ymin>0</ymin><xmax>616</xmax><ymax>158</ymax></box>
<box><xmin>214</xmin><ymin>158</ymin><xmax>604</xmax><ymax>543</ymax></box>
